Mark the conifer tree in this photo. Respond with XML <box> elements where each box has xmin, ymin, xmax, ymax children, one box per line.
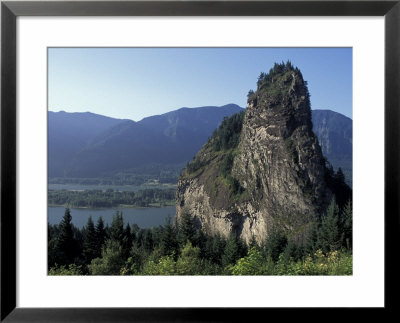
<box><xmin>110</xmin><ymin>211</ymin><xmax>124</xmax><ymax>242</ymax></box>
<box><xmin>342</xmin><ymin>200</ymin><xmax>353</xmax><ymax>249</ymax></box>
<box><xmin>317</xmin><ymin>199</ymin><xmax>343</xmax><ymax>253</ymax></box>
<box><xmin>121</xmin><ymin>223</ymin><xmax>133</xmax><ymax>260</ymax></box>
<box><xmin>48</xmin><ymin>237</ymin><xmax>62</xmax><ymax>270</ymax></box>
<box><xmin>282</xmin><ymin>239</ymin><xmax>297</xmax><ymax>263</ymax></box>
<box><xmin>247</xmin><ymin>90</ymin><xmax>255</xmax><ymax>100</ymax></box>
<box><xmin>222</xmin><ymin>233</ymin><xmax>240</xmax><ymax>268</ymax></box>
<box><xmin>205</xmin><ymin>233</ymin><xmax>226</xmax><ymax>265</ymax></box>
<box><xmin>178</xmin><ymin>212</ymin><xmax>196</xmax><ymax>247</ymax></box>
<box><xmin>95</xmin><ymin>216</ymin><xmax>106</xmax><ymax>251</ymax></box>
<box><xmin>141</xmin><ymin>229</ymin><xmax>154</xmax><ymax>252</ymax></box>
<box><xmin>83</xmin><ymin>216</ymin><xmax>98</xmax><ymax>262</ymax></box>
<box><xmin>265</xmin><ymin>226</ymin><xmax>287</xmax><ymax>262</ymax></box>
<box><xmin>56</xmin><ymin>208</ymin><xmax>79</xmax><ymax>265</ymax></box>
<box><xmin>330</xmin><ymin>167</ymin><xmax>352</xmax><ymax>209</ymax></box>
<box><xmin>248</xmin><ymin>235</ymin><xmax>259</xmax><ymax>250</ymax></box>
<box><xmin>336</xmin><ymin>168</ymin><xmax>345</xmax><ymax>183</ymax></box>
<box><xmin>130</xmin><ymin>223</ymin><xmax>139</xmax><ymax>242</ymax></box>
<box><xmin>161</xmin><ymin>216</ymin><xmax>179</xmax><ymax>258</ymax></box>
<box><xmin>305</xmin><ymin>222</ymin><xmax>319</xmax><ymax>255</ymax></box>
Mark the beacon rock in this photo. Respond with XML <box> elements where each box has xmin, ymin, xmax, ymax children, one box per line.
<box><xmin>176</xmin><ymin>63</ymin><xmax>333</xmax><ymax>244</ymax></box>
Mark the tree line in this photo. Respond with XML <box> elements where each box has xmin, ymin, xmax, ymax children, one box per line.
<box><xmin>48</xmin><ymin>188</ymin><xmax>176</xmax><ymax>208</ymax></box>
<box><xmin>48</xmin><ymin>196</ymin><xmax>352</xmax><ymax>276</ymax></box>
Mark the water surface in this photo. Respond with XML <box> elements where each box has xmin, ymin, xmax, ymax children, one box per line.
<box><xmin>48</xmin><ymin>206</ymin><xmax>176</xmax><ymax>228</ymax></box>
<box><xmin>48</xmin><ymin>183</ymin><xmax>176</xmax><ymax>192</ymax></box>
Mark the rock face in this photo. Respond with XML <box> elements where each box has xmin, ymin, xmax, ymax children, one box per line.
<box><xmin>312</xmin><ymin>110</ymin><xmax>353</xmax><ymax>187</ymax></box>
<box><xmin>176</xmin><ymin>63</ymin><xmax>333</xmax><ymax>244</ymax></box>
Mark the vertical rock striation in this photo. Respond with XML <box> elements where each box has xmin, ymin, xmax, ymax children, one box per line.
<box><xmin>176</xmin><ymin>63</ymin><xmax>333</xmax><ymax>244</ymax></box>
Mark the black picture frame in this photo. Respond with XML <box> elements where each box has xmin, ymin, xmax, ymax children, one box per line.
<box><xmin>1</xmin><ymin>0</ymin><xmax>399</xmax><ymax>321</ymax></box>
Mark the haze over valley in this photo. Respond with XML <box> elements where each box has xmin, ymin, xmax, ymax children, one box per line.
<box><xmin>49</xmin><ymin>104</ymin><xmax>352</xmax><ymax>188</ymax></box>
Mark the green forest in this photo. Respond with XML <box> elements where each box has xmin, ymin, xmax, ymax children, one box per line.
<box><xmin>48</xmin><ymin>188</ymin><xmax>176</xmax><ymax>208</ymax></box>
<box><xmin>48</xmin><ymin>195</ymin><xmax>352</xmax><ymax>276</ymax></box>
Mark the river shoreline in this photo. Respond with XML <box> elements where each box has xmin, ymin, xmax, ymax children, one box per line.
<box><xmin>48</xmin><ymin>201</ymin><xmax>175</xmax><ymax>210</ymax></box>
<box><xmin>48</xmin><ymin>205</ymin><xmax>176</xmax><ymax>228</ymax></box>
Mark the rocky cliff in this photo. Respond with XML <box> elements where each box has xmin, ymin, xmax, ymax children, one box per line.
<box><xmin>176</xmin><ymin>63</ymin><xmax>335</xmax><ymax>244</ymax></box>
<box><xmin>312</xmin><ymin>109</ymin><xmax>353</xmax><ymax>187</ymax></box>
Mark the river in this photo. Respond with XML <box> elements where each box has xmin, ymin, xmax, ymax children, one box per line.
<box><xmin>48</xmin><ymin>206</ymin><xmax>176</xmax><ymax>229</ymax></box>
<box><xmin>48</xmin><ymin>183</ymin><xmax>176</xmax><ymax>192</ymax></box>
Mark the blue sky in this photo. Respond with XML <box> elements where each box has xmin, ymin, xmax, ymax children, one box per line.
<box><xmin>48</xmin><ymin>48</ymin><xmax>352</xmax><ymax>121</ymax></box>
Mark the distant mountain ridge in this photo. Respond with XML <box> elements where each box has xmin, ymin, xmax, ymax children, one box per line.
<box><xmin>48</xmin><ymin>104</ymin><xmax>243</xmax><ymax>179</ymax></box>
<box><xmin>311</xmin><ymin>109</ymin><xmax>352</xmax><ymax>186</ymax></box>
<box><xmin>48</xmin><ymin>105</ymin><xmax>352</xmax><ymax>185</ymax></box>
<box><xmin>48</xmin><ymin>111</ymin><xmax>127</xmax><ymax>177</ymax></box>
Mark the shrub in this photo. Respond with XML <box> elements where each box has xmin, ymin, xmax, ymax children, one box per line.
<box><xmin>48</xmin><ymin>264</ymin><xmax>83</xmax><ymax>276</ymax></box>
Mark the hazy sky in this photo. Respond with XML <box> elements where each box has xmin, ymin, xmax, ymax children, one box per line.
<box><xmin>48</xmin><ymin>47</ymin><xmax>352</xmax><ymax>121</ymax></box>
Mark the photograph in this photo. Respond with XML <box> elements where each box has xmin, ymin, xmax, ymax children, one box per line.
<box><xmin>1</xmin><ymin>0</ymin><xmax>397</xmax><ymax>319</ymax></box>
<box><xmin>47</xmin><ymin>47</ymin><xmax>353</xmax><ymax>276</ymax></box>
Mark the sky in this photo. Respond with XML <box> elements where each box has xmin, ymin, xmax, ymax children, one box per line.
<box><xmin>48</xmin><ymin>48</ymin><xmax>352</xmax><ymax>121</ymax></box>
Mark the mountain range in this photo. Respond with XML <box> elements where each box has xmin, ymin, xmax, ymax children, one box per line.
<box><xmin>48</xmin><ymin>104</ymin><xmax>352</xmax><ymax>186</ymax></box>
